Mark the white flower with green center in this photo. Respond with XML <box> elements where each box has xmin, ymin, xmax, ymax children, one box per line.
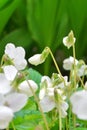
<box><xmin>63</xmin><ymin>56</ymin><xmax>78</xmax><ymax>70</ymax></box>
<box><xmin>5</xmin><ymin>43</ymin><xmax>27</xmax><ymax>70</ymax></box>
<box><xmin>63</xmin><ymin>30</ymin><xmax>76</xmax><ymax>49</ymax></box>
<box><xmin>18</xmin><ymin>80</ymin><xmax>38</xmax><ymax>97</ymax></box>
<box><xmin>39</xmin><ymin>76</ymin><xmax>68</xmax><ymax>117</ymax></box>
<box><xmin>70</xmin><ymin>90</ymin><xmax>87</xmax><ymax>120</ymax></box>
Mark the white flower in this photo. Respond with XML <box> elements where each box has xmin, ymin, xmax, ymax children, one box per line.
<box><xmin>77</xmin><ymin>64</ymin><xmax>87</xmax><ymax>77</ymax></box>
<box><xmin>18</xmin><ymin>80</ymin><xmax>38</xmax><ymax>97</ymax></box>
<box><xmin>0</xmin><ymin>106</ymin><xmax>13</xmax><ymax>129</ymax></box>
<box><xmin>39</xmin><ymin>96</ymin><xmax>56</xmax><ymax>112</ymax></box>
<box><xmin>3</xmin><ymin>65</ymin><xmax>18</xmax><ymax>81</ymax></box>
<box><xmin>39</xmin><ymin>76</ymin><xmax>52</xmax><ymax>100</ymax></box>
<box><xmin>39</xmin><ymin>76</ymin><xmax>68</xmax><ymax>117</ymax></box>
<box><xmin>28</xmin><ymin>54</ymin><xmax>44</xmax><ymax>66</ymax></box>
<box><xmin>63</xmin><ymin>30</ymin><xmax>76</xmax><ymax>49</ymax></box>
<box><xmin>0</xmin><ymin>92</ymin><xmax>28</xmax><ymax>129</ymax></box>
<box><xmin>0</xmin><ymin>73</ymin><xmax>12</xmax><ymax>94</ymax></box>
<box><xmin>60</xmin><ymin>101</ymin><xmax>69</xmax><ymax>118</ymax></box>
<box><xmin>70</xmin><ymin>90</ymin><xmax>87</xmax><ymax>120</ymax></box>
<box><xmin>41</xmin><ymin>76</ymin><xmax>52</xmax><ymax>88</ymax></box>
<box><xmin>28</xmin><ymin>47</ymin><xmax>49</xmax><ymax>66</ymax></box>
<box><xmin>5</xmin><ymin>43</ymin><xmax>27</xmax><ymax>70</ymax></box>
<box><xmin>63</xmin><ymin>56</ymin><xmax>78</xmax><ymax>70</ymax></box>
<box><xmin>5</xmin><ymin>92</ymin><xmax>28</xmax><ymax>112</ymax></box>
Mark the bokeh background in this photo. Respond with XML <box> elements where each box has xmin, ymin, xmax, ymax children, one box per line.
<box><xmin>0</xmin><ymin>0</ymin><xmax>87</xmax><ymax>75</ymax></box>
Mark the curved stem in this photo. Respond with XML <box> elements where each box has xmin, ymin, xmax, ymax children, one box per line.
<box><xmin>26</xmin><ymin>80</ymin><xmax>49</xmax><ymax>130</ymax></box>
<box><xmin>47</xmin><ymin>47</ymin><xmax>62</xmax><ymax>77</ymax></box>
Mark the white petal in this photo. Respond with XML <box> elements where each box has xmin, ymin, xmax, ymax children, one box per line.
<box><xmin>5</xmin><ymin>43</ymin><xmax>15</xmax><ymax>59</ymax></box>
<box><xmin>3</xmin><ymin>65</ymin><xmax>18</xmax><ymax>81</ymax></box>
<box><xmin>39</xmin><ymin>96</ymin><xmax>55</xmax><ymax>112</ymax></box>
<box><xmin>70</xmin><ymin>90</ymin><xmax>87</xmax><ymax>120</ymax></box>
<box><xmin>63</xmin><ymin>56</ymin><xmax>78</xmax><ymax>70</ymax></box>
<box><xmin>41</xmin><ymin>76</ymin><xmax>52</xmax><ymax>88</ymax></box>
<box><xmin>0</xmin><ymin>106</ymin><xmax>13</xmax><ymax>129</ymax></box>
<box><xmin>5</xmin><ymin>92</ymin><xmax>28</xmax><ymax>112</ymax></box>
<box><xmin>16</xmin><ymin>47</ymin><xmax>25</xmax><ymax>58</ymax></box>
<box><xmin>0</xmin><ymin>73</ymin><xmax>11</xmax><ymax>94</ymax></box>
<box><xmin>14</xmin><ymin>59</ymin><xmax>27</xmax><ymax>70</ymax></box>
<box><xmin>19</xmin><ymin>80</ymin><xmax>38</xmax><ymax>97</ymax></box>
<box><xmin>28</xmin><ymin>54</ymin><xmax>43</xmax><ymax>66</ymax></box>
<box><xmin>39</xmin><ymin>88</ymin><xmax>46</xmax><ymax>100</ymax></box>
<box><xmin>0</xmin><ymin>94</ymin><xmax>5</xmax><ymax>105</ymax></box>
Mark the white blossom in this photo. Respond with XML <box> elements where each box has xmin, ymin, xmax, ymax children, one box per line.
<box><xmin>3</xmin><ymin>65</ymin><xmax>18</xmax><ymax>81</ymax></box>
<box><xmin>5</xmin><ymin>92</ymin><xmax>28</xmax><ymax>112</ymax></box>
<box><xmin>39</xmin><ymin>95</ymin><xmax>56</xmax><ymax>112</ymax></box>
<box><xmin>0</xmin><ymin>106</ymin><xmax>13</xmax><ymax>129</ymax></box>
<box><xmin>63</xmin><ymin>56</ymin><xmax>78</xmax><ymax>70</ymax></box>
<box><xmin>39</xmin><ymin>76</ymin><xmax>68</xmax><ymax>117</ymax></box>
<box><xmin>28</xmin><ymin>54</ymin><xmax>44</xmax><ymax>66</ymax></box>
<box><xmin>70</xmin><ymin>90</ymin><xmax>87</xmax><ymax>120</ymax></box>
<box><xmin>0</xmin><ymin>73</ymin><xmax>12</xmax><ymax>94</ymax></box>
<box><xmin>77</xmin><ymin>64</ymin><xmax>87</xmax><ymax>77</ymax></box>
<box><xmin>63</xmin><ymin>30</ymin><xmax>76</xmax><ymax>49</ymax></box>
<box><xmin>18</xmin><ymin>80</ymin><xmax>38</xmax><ymax>97</ymax></box>
<box><xmin>5</xmin><ymin>43</ymin><xmax>27</xmax><ymax>70</ymax></box>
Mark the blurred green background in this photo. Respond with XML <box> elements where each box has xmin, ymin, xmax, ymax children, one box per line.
<box><xmin>0</xmin><ymin>0</ymin><xmax>87</xmax><ymax>75</ymax></box>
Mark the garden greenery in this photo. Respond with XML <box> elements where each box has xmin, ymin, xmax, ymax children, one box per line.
<box><xmin>0</xmin><ymin>31</ymin><xmax>87</xmax><ymax>130</ymax></box>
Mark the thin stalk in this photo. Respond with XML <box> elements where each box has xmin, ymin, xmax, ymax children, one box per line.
<box><xmin>73</xmin><ymin>44</ymin><xmax>76</xmax><ymax>90</ymax></box>
<box><xmin>48</xmin><ymin>48</ymin><xmax>62</xmax><ymax>77</ymax></box>
<box><xmin>72</xmin><ymin>44</ymin><xmax>76</xmax><ymax>128</ymax></box>
<box><xmin>59</xmin><ymin>109</ymin><xmax>62</xmax><ymax>130</ymax></box>
<box><xmin>11</xmin><ymin>121</ymin><xmax>16</xmax><ymax>130</ymax></box>
<box><xmin>26</xmin><ymin>80</ymin><xmax>49</xmax><ymax>130</ymax></box>
<box><xmin>6</xmin><ymin>127</ymin><xmax>9</xmax><ymax>130</ymax></box>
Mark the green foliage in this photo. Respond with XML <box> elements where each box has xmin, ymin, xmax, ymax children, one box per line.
<box><xmin>27</xmin><ymin>0</ymin><xmax>67</xmax><ymax>51</ymax></box>
<box><xmin>28</xmin><ymin>68</ymin><xmax>42</xmax><ymax>85</ymax></box>
<box><xmin>0</xmin><ymin>0</ymin><xmax>87</xmax><ymax>73</ymax></box>
<box><xmin>0</xmin><ymin>0</ymin><xmax>21</xmax><ymax>34</ymax></box>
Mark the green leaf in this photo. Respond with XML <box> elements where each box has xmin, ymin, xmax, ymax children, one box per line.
<box><xmin>27</xmin><ymin>0</ymin><xmax>67</xmax><ymax>50</ymax></box>
<box><xmin>74</xmin><ymin>128</ymin><xmax>87</xmax><ymax>130</ymax></box>
<box><xmin>0</xmin><ymin>0</ymin><xmax>14</xmax><ymax>10</ymax></box>
<box><xmin>0</xmin><ymin>0</ymin><xmax>21</xmax><ymax>34</ymax></box>
<box><xmin>28</xmin><ymin>68</ymin><xmax>42</xmax><ymax>85</ymax></box>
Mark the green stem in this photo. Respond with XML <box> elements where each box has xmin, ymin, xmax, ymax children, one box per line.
<box><xmin>11</xmin><ymin>121</ymin><xmax>16</xmax><ymax>130</ymax></box>
<box><xmin>26</xmin><ymin>80</ymin><xmax>49</xmax><ymax>130</ymax></box>
<box><xmin>6</xmin><ymin>127</ymin><xmax>9</xmax><ymax>130</ymax></box>
<box><xmin>59</xmin><ymin>109</ymin><xmax>62</xmax><ymax>130</ymax></box>
<box><xmin>73</xmin><ymin>44</ymin><xmax>76</xmax><ymax>91</ymax></box>
<box><xmin>48</xmin><ymin>47</ymin><xmax>62</xmax><ymax>77</ymax></box>
<box><xmin>73</xmin><ymin>44</ymin><xmax>76</xmax><ymax>128</ymax></box>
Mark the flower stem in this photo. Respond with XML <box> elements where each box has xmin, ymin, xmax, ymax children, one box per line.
<box><xmin>73</xmin><ymin>44</ymin><xmax>76</xmax><ymax>91</ymax></box>
<box><xmin>26</xmin><ymin>80</ymin><xmax>50</xmax><ymax>130</ymax></box>
<box><xmin>47</xmin><ymin>47</ymin><xmax>62</xmax><ymax>77</ymax></box>
<box><xmin>72</xmin><ymin>44</ymin><xmax>76</xmax><ymax>128</ymax></box>
<box><xmin>59</xmin><ymin>109</ymin><xmax>62</xmax><ymax>130</ymax></box>
<box><xmin>11</xmin><ymin>121</ymin><xmax>16</xmax><ymax>130</ymax></box>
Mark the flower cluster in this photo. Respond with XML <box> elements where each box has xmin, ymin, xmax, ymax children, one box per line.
<box><xmin>0</xmin><ymin>43</ymin><xmax>38</xmax><ymax>129</ymax></box>
<box><xmin>1</xmin><ymin>30</ymin><xmax>87</xmax><ymax>130</ymax></box>
<box><xmin>28</xmin><ymin>30</ymin><xmax>87</xmax><ymax>126</ymax></box>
